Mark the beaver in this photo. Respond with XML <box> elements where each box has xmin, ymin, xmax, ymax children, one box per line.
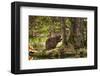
<box><xmin>45</xmin><ymin>35</ymin><xmax>62</xmax><ymax>50</ymax></box>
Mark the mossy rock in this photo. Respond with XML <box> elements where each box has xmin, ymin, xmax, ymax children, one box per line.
<box><xmin>59</xmin><ymin>43</ymin><xmax>76</xmax><ymax>58</ymax></box>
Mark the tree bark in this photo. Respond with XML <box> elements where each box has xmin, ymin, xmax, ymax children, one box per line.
<box><xmin>60</xmin><ymin>17</ymin><xmax>68</xmax><ymax>46</ymax></box>
<box><xmin>72</xmin><ymin>18</ymin><xmax>81</xmax><ymax>49</ymax></box>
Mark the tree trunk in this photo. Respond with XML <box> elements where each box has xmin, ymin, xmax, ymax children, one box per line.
<box><xmin>72</xmin><ymin>18</ymin><xmax>81</xmax><ymax>49</ymax></box>
<box><xmin>60</xmin><ymin>17</ymin><xmax>68</xmax><ymax>46</ymax></box>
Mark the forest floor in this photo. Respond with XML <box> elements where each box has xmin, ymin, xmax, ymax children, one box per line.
<box><xmin>29</xmin><ymin>43</ymin><xmax>87</xmax><ymax>60</ymax></box>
